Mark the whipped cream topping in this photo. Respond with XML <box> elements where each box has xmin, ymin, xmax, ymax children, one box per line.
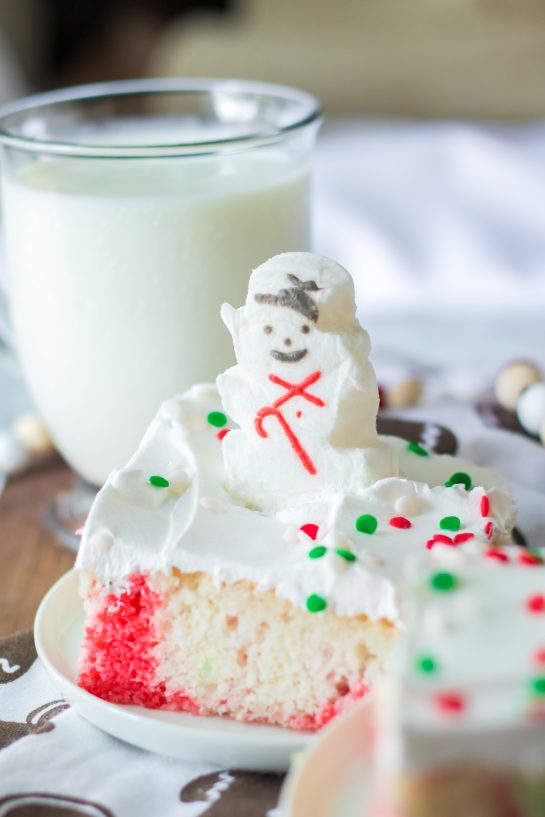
<box><xmin>76</xmin><ymin>383</ymin><xmax>515</xmax><ymax>623</ymax></box>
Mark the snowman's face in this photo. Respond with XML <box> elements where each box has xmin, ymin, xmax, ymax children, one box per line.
<box><xmin>243</xmin><ymin>307</ymin><xmax>314</xmax><ymax>368</ymax></box>
<box><xmin>231</xmin><ymin>303</ymin><xmax>349</xmax><ymax>383</ymax></box>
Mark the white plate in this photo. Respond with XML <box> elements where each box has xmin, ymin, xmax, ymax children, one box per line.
<box><xmin>280</xmin><ymin>697</ymin><xmax>375</xmax><ymax>817</ymax></box>
<box><xmin>34</xmin><ymin>569</ymin><xmax>312</xmax><ymax>771</ymax></box>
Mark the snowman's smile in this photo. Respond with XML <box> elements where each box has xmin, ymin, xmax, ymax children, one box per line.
<box><xmin>271</xmin><ymin>348</ymin><xmax>308</xmax><ymax>363</ymax></box>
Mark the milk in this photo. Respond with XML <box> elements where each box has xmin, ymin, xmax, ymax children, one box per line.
<box><xmin>2</xmin><ymin>149</ymin><xmax>310</xmax><ymax>484</ymax></box>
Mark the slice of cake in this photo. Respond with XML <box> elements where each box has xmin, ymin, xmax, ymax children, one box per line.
<box><xmin>375</xmin><ymin>551</ymin><xmax>545</xmax><ymax>817</ymax></box>
<box><xmin>76</xmin><ymin>252</ymin><xmax>515</xmax><ymax>730</ymax></box>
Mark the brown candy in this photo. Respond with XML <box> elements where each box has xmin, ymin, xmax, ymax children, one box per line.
<box><xmin>384</xmin><ymin>377</ymin><xmax>422</xmax><ymax>410</ymax></box>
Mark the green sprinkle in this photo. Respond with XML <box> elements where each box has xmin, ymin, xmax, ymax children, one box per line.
<box><xmin>308</xmin><ymin>546</ymin><xmax>327</xmax><ymax>559</ymax></box>
<box><xmin>335</xmin><ymin>548</ymin><xmax>357</xmax><ymax>562</ymax></box>
<box><xmin>417</xmin><ymin>656</ymin><xmax>438</xmax><ymax>674</ymax></box>
<box><xmin>355</xmin><ymin>514</ymin><xmax>378</xmax><ymax>534</ymax></box>
<box><xmin>407</xmin><ymin>441</ymin><xmax>429</xmax><ymax>457</ymax></box>
<box><xmin>306</xmin><ymin>594</ymin><xmax>328</xmax><ymax>613</ymax></box>
<box><xmin>445</xmin><ymin>472</ymin><xmax>472</xmax><ymax>491</ymax></box>
<box><xmin>148</xmin><ymin>475</ymin><xmax>170</xmax><ymax>488</ymax></box>
<box><xmin>430</xmin><ymin>571</ymin><xmax>458</xmax><ymax>592</ymax></box>
<box><xmin>200</xmin><ymin>659</ymin><xmax>213</xmax><ymax>677</ymax></box>
<box><xmin>440</xmin><ymin>516</ymin><xmax>461</xmax><ymax>531</ymax></box>
<box><xmin>531</xmin><ymin>676</ymin><xmax>545</xmax><ymax>696</ymax></box>
<box><xmin>207</xmin><ymin>410</ymin><xmax>228</xmax><ymax>428</ymax></box>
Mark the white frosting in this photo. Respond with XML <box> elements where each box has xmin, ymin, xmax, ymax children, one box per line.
<box><xmin>76</xmin><ymin>255</ymin><xmax>516</xmax><ymax>624</ymax></box>
<box><xmin>217</xmin><ymin>253</ymin><xmax>397</xmax><ymax>512</ymax></box>
<box><xmin>390</xmin><ymin>554</ymin><xmax>545</xmax><ymax>771</ymax></box>
<box><xmin>76</xmin><ymin>383</ymin><xmax>515</xmax><ymax>623</ymax></box>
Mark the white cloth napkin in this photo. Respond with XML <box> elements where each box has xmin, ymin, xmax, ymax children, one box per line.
<box><xmin>0</xmin><ymin>646</ymin><xmax>218</xmax><ymax>816</ymax></box>
<box><xmin>315</xmin><ymin>119</ymin><xmax>545</xmax><ymax>317</ymax></box>
<box><xmin>314</xmin><ymin>120</ymin><xmax>545</xmax><ymax>385</ymax></box>
<box><xmin>0</xmin><ymin>631</ymin><xmax>284</xmax><ymax>816</ymax></box>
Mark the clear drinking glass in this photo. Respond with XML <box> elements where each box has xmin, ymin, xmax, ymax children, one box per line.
<box><xmin>0</xmin><ymin>79</ymin><xmax>321</xmax><ymax>494</ymax></box>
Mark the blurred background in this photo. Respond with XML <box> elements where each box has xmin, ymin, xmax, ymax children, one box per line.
<box><xmin>1</xmin><ymin>0</ymin><xmax>545</xmax><ymax>391</ymax></box>
<box><xmin>2</xmin><ymin>0</ymin><xmax>545</xmax><ymax>118</ymax></box>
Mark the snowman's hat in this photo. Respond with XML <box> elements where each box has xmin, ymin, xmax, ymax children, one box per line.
<box><xmin>254</xmin><ymin>273</ymin><xmax>319</xmax><ymax>323</ymax></box>
<box><xmin>247</xmin><ymin>252</ymin><xmax>357</xmax><ymax>331</ymax></box>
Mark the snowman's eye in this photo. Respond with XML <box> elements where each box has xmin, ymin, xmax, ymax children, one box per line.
<box><xmin>301</xmin><ymin>324</ymin><xmax>310</xmax><ymax>334</ymax></box>
<box><xmin>264</xmin><ymin>325</ymin><xmax>273</xmax><ymax>334</ymax></box>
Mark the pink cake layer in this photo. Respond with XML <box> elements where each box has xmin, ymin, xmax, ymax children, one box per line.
<box><xmin>78</xmin><ymin>574</ymin><xmax>200</xmax><ymax>713</ymax></box>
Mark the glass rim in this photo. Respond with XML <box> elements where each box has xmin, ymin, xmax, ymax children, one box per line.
<box><xmin>0</xmin><ymin>77</ymin><xmax>322</xmax><ymax>159</ymax></box>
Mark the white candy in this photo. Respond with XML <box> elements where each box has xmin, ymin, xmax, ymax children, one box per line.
<box><xmin>394</xmin><ymin>495</ymin><xmax>421</xmax><ymax>517</ymax></box>
<box><xmin>516</xmin><ymin>381</ymin><xmax>545</xmax><ymax>436</ymax></box>
<box><xmin>168</xmin><ymin>469</ymin><xmax>191</xmax><ymax>495</ymax></box>
<box><xmin>12</xmin><ymin>412</ymin><xmax>54</xmax><ymax>455</ymax></box>
<box><xmin>495</xmin><ymin>360</ymin><xmax>542</xmax><ymax>411</ymax></box>
<box><xmin>217</xmin><ymin>253</ymin><xmax>398</xmax><ymax>511</ymax></box>
<box><xmin>88</xmin><ymin>529</ymin><xmax>114</xmax><ymax>555</ymax></box>
<box><xmin>327</xmin><ymin>548</ymin><xmax>350</xmax><ymax>573</ymax></box>
<box><xmin>0</xmin><ymin>430</ymin><xmax>29</xmax><ymax>474</ymax></box>
<box><xmin>199</xmin><ymin>496</ymin><xmax>226</xmax><ymax>512</ymax></box>
<box><xmin>360</xmin><ymin>549</ymin><xmax>384</xmax><ymax>567</ymax></box>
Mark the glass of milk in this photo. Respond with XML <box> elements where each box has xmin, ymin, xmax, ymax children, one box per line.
<box><xmin>0</xmin><ymin>79</ymin><xmax>321</xmax><ymax>489</ymax></box>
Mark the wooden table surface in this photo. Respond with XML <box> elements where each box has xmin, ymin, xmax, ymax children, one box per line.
<box><xmin>0</xmin><ymin>459</ymin><xmax>76</xmax><ymax>637</ymax></box>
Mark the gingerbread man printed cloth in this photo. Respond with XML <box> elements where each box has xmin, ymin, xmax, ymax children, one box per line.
<box><xmin>0</xmin><ymin>630</ymin><xmax>283</xmax><ymax>817</ymax></box>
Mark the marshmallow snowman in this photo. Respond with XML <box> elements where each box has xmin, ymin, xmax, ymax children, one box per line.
<box><xmin>217</xmin><ymin>253</ymin><xmax>398</xmax><ymax>511</ymax></box>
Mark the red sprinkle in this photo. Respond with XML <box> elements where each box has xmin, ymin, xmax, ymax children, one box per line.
<box><xmin>434</xmin><ymin>692</ymin><xmax>466</xmax><ymax>715</ymax></box>
<box><xmin>534</xmin><ymin>648</ymin><xmax>545</xmax><ymax>665</ymax></box>
<box><xmin>389</xmin><ymin>516</ymin><xmax>412</xmax><ymax>529</ymax></box>
<box><xmin>480</xmin><ymin>495</ymin><xmax>490</xmax><ymax>517</ymax></box>
<box><xmin>454</xmin><ymin>532</ymin><xmax>475</xmax><ymax>545</ymax></box>
<box><xmin>485</xmin><ymin>548</ymin><xmax>509</xmax><ymax>563</ymax></box>
<box><xmin>296</xmin><ymin>410</ymin><xmax>302</xmax><ymax>418</ymax></box>
<box><xmin>433</xmin><ymin>534</ymin><xmax>455</xmax><ymax>545</ymax></box>
<box><xmin>300</xmin><ymin>523</ymin><xmax>319</xmax><ymax>541</ymax></box>
<box><xmin>217</xmin><ymin>428</ymin><xmax>230</xmax><ymax>442</ymax></box>
<box><xmin>426</xmin><ymin>534</ymin><xmax>455</xmax><ymax>550</ymax></box>
<box><xmin>519</xmin><ymin>551</ymin><xmax>543</xmax><ymax>566</ymax></box>
<box><xmin>529</xmin><ymin>704</ymin><xmax>545</xmax><ymax>724</ymax></box>
<box><xmin>484</xmin><ymin>521</ymin><xmax>494</xmax><ymax>540</ymax></box>
<box><xmin>526</xmin><ymin>594</ymin><xmax>545</xmax><ymax>614</ymax></box>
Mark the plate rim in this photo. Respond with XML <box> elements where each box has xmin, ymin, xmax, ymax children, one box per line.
<box><xmin>280</xmin><ymin>696</ymin><xmax>375</xmax><ymax>817</ymax></box>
